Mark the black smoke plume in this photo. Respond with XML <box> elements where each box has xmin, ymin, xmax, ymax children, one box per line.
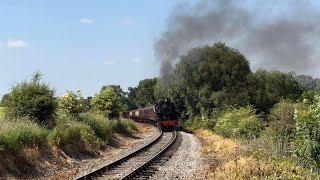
<box><xmin>154</xmin><ymin>0</ymin><xmax>320</xmax><ymax>91</ymax></box>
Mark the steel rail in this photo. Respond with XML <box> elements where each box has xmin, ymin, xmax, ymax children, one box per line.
<box><xmin>121</xmin><ymin>130</ymin><xmax>177</xmax><ymax>180</ymax></box>
<box><xmin>75</xmin><ymin>128</ymin><xmax>163</xmax><ymax>180</ymax></box>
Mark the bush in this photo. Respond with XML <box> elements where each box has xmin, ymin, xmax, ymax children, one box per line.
<box><xmin>78</xmin><ymin>113</ymin><xmax>137</xmax><ymax>143</ymax></box>
<box><xmin>91</xmin><ymin>87</ymin><xmax>121</xmax><ymax>119</ymax></box>
<box><xmin>0</xmin><ymin>117</ymin><xmax>48</xmax><ymax>152</ymax></box>
<box><xmin>3</xmin><ymin>71</ymin><xmax>57</xmax><ymax>125</ymax></box>
<box><xmin>214</xmin><ymin>106</ymin><xmax>266</xmax><ymax>139</ymax></box>
<box><xmin>294</xmin><ymin>95</ymin><xmax>320</xmax><ymax>169</ymax></box>
<box><xmin>182</xmin><ymin>117</ymin><xmax>205</xmax><ymax>132</ymax></box>
<box><xmin>202</xmin><ymin>109</ymin><xmax>223</xmax><ymax>131</ymax></box>
<box><xmin>79</xmin><ymin>112</ymin><xmax>113</xmax><ymax>142</ymax></box>
<box><xmin>111</xmin><ymin>119</ymin><xmax>138</xmax><ymax>135</ymax></box>
<box><xmin>260</xmin><ymin>100</ymin><xmax>296</xmax><ymax>156</ymax></box>
<box><xmin>48</xmin><ymin>115</ymin><xmax>100</xmax><ymax>151</ymax></box>
<box><xmin>58</xmin><ymin>91</ymin><xmax>84</xmax><ymax>116</ymax></box>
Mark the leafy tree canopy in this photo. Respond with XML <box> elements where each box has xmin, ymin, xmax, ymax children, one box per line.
<box><xmin>91</xmin><ymin>86</ymin><xmax>122</xmax><ymax>119</ymax></box>
<box><xmin>127</xmin><ymin>78</ymin><xmax>161</xmax><ymax>109</ymax></box>
<box><xmin>169</xmin><ymin>42</ymin><xmax>251</xmax><ymax>117</ymax></box>
<box><xmin>248</xmin><ymin>69</ymin><xmax>303</xmax><ymax>113</ymax></box>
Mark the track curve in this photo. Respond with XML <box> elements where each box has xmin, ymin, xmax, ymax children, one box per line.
<box><xmin>75</xmin><ymin>129</ymin><xmax>179</xmax><ymax>180</ymax></box>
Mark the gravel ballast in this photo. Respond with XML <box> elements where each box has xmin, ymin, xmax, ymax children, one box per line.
<box><xmin>150</xmin><ymin>131</ymin><xmax>203</xmax><ymax>180</ymax></box>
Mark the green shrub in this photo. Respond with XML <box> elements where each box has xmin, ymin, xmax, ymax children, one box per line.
<box><xmin>58</xmin><ymin>91</ymin><xmax>84</xmax><ymax>116</ymax></box>
<box><xmin>0</xmin><ymin>117</ymin><xmax>48</xmax><ymax>152</ymax></box>
<box><xmin>214</xmin><ymin>106</ymin><xmax>266</xmax><ymax>139</ymax></box>
<box><xmin>260</xmin><ymin>100</ymin><xmax>296</xmax><ymax>156</ymax></box>
<box><xmin>3</xmin><ymin>71</ymin><xmax>57</xmax><ymax>125</ymax></box>
<box><xmin>79</xmin><ymin>112</ymin><xmax>113</xmax><ymax>142</ymax></box>
<box><xmin>294</xmin><ymin>95</ymin><xmax>320</xmax><ymax>169</ymax></box>
<box><xmin>202</xmin><ymin>109</ymin><xmax>223</xmax><ymax>131</ymax></box>
<box><xmin>91</xmin><ymin>87</ymin><xmax>121</xmax><ymax>119</ymax></box>
<box><xmin>182</xmin><ymin>117</ymin><xmax>204</xmax><ymax>131</ymax></box>
<box><xmin>48</xmin><ymin>115</ymin><xmax>100</xmax><ymax>151</ymax></box>
<box><xmin>111</xmin><ymin>119</ymin><xmax>138</xmax><ymax>134</ymax></box>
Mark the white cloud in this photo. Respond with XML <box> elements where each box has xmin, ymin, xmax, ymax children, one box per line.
<box><xmin>119</xmin><ymin>17</ymin><xmax>135</xmax><ymax>25</ymax></box>
<box><xmin>0</xmin><ymin>39</ymin><xmax>27</xmax><ymax>48</ymax></box>
<box><xmin>131</xmin><ymin>57</ymin><xmax>142</xmax><ymax>63</ymax></box>
<box><xmin>80</xmin><ymin>17</ymin><xmax>95</xmax><ymax>25</ymax></box>
<box><xmin>103</xmin><ymin>60</ymin><xmax>116</xmax><ymax>65</ymax></box>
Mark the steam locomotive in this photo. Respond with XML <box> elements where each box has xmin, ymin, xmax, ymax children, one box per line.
<box><xmin>122</xmin><ymin>98</ymin><xmax>179</xmax><ymax>130</ymax></box>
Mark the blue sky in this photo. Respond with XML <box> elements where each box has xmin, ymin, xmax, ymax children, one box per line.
<box><xmin>1</xmin><ymin>0</ymin><xmax>319</xmax><ymax>98</ymax></box>
<box><xmin>0</xmin><ymin>0</ymin><xmax>193</xmax><ymax>97</ymax></box>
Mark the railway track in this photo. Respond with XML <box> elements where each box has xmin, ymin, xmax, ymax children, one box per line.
<box><xmin>76</xmin><ymin>130</ymin><xmax>179</xmax><ymax>180</ymax></box>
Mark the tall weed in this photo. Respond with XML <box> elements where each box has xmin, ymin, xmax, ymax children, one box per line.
<box><xmin>0</xmin><ymin>117</ymin><xmax>48</xmax><ymax>152</ymax></box>
<box><xmin>48</xmin><ymin>115</ymin><xmax>101</xmax><ymax>151</ymax></box>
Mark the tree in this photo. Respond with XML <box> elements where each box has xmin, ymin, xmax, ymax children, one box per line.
<box><xmin>102</xmin><ymin>85</ymin><xmax>127</xmax><ymax>111</ymax></box>
<box><xmin>295</xmin><ymin>74</ymin><xmax>319</xmax><ymax>91</ymax></box>
<box><xmin>126</xmin><ymin>87</ymin><xmax>138</xmax><ymax>110</ymax></box>
<box><xmin>0</xmin><ymin>93</ymin><xmax>9</xmax><ymax>106</ymax></box>
<box><xmin>58</xmin><ymin>91</ymin><xmax>84</xmax><ymax>116</ymax></box>
<box><xmin>170</xmin><ymin>42</ymin><xmax>251</xmax><ymax>118</ymax></box>
<box><xmin>248</xmin><ymin>69</ymin><xmax>303</xmax><ymax>113</ymax></box>
<box><xmin>3</xmin><ymin>71</ymin><xmax>57</xmax><ymax>125</ymax></box>
<box><xmin>127</xmin><ymin>78</ymin><xmax>161</xmax><ymax>109</ymax></box>
<box><xmin>91</xmin><ymin>87</ymin><xmax>121</xmax><ymax>119</ymax></box>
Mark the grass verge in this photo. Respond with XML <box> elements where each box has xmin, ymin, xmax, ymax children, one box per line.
<box><xmin>195</xmin><ymin>129</ymin><xmax>320</xmax><ymax>179</ymax></box>
<box><xmin>0</xmin><ymin>117</ymin><xmax>48</xmax><ymax>152</ymax></box>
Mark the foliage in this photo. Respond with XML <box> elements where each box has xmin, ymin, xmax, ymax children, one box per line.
<box><xmin>260</xmin><ymin>100</ymin><xmax>296</xmax><ymax>156</ymax></box>
<box><xmin>169</xmin><ymin>43</ymin><xmax>251</xmax><ymax>118</ymax></box>
<box><xmin>294</xmin><ymin>95</ymin><xmax>320</xmax><ymax>169</ymax></box>
<box><xmin>295</xmin><ymin>74</ymin><xmax>320</xmax><ymax>91</ymax></box>
<box><xmin>91</xmin><ymin>86</ymin><xmax>122</xmax><ymax>119</ymax></box>
<box><xmin>0</xmin><ymin>93</ymin><xmax>9</xmax><ymax>106</ymax></box>
<box><xmin>78</xmin><ymin>112</ymin><xmax>113</xmax><ymax>142</ymax></box>
<box><xmin>127</xmin><ymin>78</ymin><xmax>161</xmax><ymax>109</ymax></box>
<box><xmin>0</xmin><ymin>106</ymin><xmax>5</xmax><ymax>118</ymax></box>
<box><xmin>79</xmin><ymin>112</ymin><xmax>137</xmax><ymax>139</ymax></box>
<box><xmin>0</xmin><ymin>117</ymin><xmax>48</xmax><ymax>152</ymax></box>
<box><xmin>214</xmin><ymin>106</ymin><xmax>266</xmax><ymax>139</ymax></box>
<box><xmin>48</xmin><ymin>115</ymin><xmax>100</xmax><ymax>152</ymax></box>
<box><xmin>181</xmin><ymin>117</ymin><xmax>205</xmax><ymax>132</ymax></box>
<box><xmin>3</xmin><ymin>71</ymin><xmax>57</xmax><ymax>125</ymax></box>
<box><xmin>102</xmin><ymin>85</ymin><xmax>127</xmax><ymax>111</ymax></box>
<box><xmin>196</xmin><ymin>129</ymin><xmax>320</xmax><ymax>180</ymax></box>
<box><xmin>58</xmin><ymin>90</ymin><xmax>85</xmax><ymax>116</ymax></box>
<box><xmin>247</xmin><ymin>69</ymin><xmax>303</xmax><ymax>113</ymax></box>
<box><xmin>111</xmin><ymin>119</ymin><xmax>138</xmax><ymax>135</ymax></box>
<box><xmin>167</xmin><ymin>78</ymin><xmax>188</xmax><ymax>119</ymax></box>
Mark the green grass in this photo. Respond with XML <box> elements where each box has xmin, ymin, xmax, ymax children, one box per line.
<box><xmin>79</xmin><ymin>112</ymin><xmax>113</xmax><ymax>142</ymax></box>
<box><xmin>0</xmin><ymin>111</ymin><xmax>138</xmax><ymax>153</ymax></box>
<box><xmin>48</xmin><ymin>115</ymin><xmax>101</xmax><ymax>152</ymax></box>
<box><xmin>79</xmin><ymin>112</ymin><xmax>138</xmax><ymax>141</ymax></box>
<box><xmin>0</xmin><ymin>117</ymin><xmax>48</xmax><ymax>151</ymax></box>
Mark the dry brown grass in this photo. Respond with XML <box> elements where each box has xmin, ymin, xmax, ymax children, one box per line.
<box><xmin>196</xmin><ymin>129</ymin><xmax>243</xmax><ymax>161</ymax></box>
<box><xmin>195</xmin><ymin>129</ymin><xmax>319</xmax><ymax>180</ymax></box>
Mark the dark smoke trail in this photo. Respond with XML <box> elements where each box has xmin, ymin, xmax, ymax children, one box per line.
<box><xmin>154</xmin><ymin>0</ymin><xmax>320</xmax><ymax>89</ymax></box>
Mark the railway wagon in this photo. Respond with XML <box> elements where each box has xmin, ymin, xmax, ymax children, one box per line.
<box><xmin>122</xmin><ymin>98</ymin><xmax>179</xmax><ymax>130</ymax></box>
